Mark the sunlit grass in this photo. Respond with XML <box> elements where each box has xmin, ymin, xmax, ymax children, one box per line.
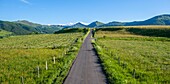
<box><xmin>0</xmin><ymin>32</ymin><xmax>85</xmax><ymax>84</ymax></box>
<box><xmin>94</xmin><ymin>27</ymin><xmax>170</xmax><ymax>83</ymax></box>
<box><xmin>0</xmin><ymin>30</ymin><xmax>12</xmax><ymax>37</ymax></box>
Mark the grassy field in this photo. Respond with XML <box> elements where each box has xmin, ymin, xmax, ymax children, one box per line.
<box><xmin>100</xmin><ymin>25</ymin><xmax>170</xmax><ymax>29</ymax></box>
<box><xmin>0</xmin><ymin>29</ymin><xmax>88</xmax><ymax>84</ymax></box>
<box><xmin>0</xmin><ymin>30</ymin><xmax>12</xmax><ymax>38</ymax></box>
<box><xmin>93</xmin><ymin>26</ymin><xmax>170</xmax><ymax>83</ymax></box>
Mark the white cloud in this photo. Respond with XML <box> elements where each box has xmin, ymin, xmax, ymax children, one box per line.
<box><xmin>20</xmin><ymin>0</ymin><xmax>31</xmax><ymax>5</ymax></box>
<box><xmin>47</xmin><ymin>24</ymin><xmax>51</xmax><ymax>26</ymax></box>
<box><xmin>60</xmin><ymin>22</ymin><xmax>77</xmax><ymax>26</ymax></box>
<box><xmin>58</xmin><ymin>22</ymin><xmax>89</xmax><ymax>26</ymax></box>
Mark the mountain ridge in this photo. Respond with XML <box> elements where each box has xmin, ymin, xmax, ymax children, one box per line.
<box><xmin>0</xmin><ymin>20</ymin><xmax>63</xmax><ymax>35</ymax></box>
<box><xmin>1</xmin><ymin>14</ymin><xmax>170</xmax><ymax>35</ymax></box>
<box><xmin>100</xmin><ymin>14</ymin><xmax>170</xmax><ymax>27</ymax></box>
<box><xmin>87</xmin><ymin>21</ymin><xmax>104</xmax><ymax>27</ymax></box>
<box><xmin>66</xmin><ymin>14</ymin><xmax>170</xmax><ymax>28</ymax></box>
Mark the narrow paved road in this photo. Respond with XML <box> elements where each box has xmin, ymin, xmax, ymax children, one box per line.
<box><xmin>64</xmin><ymin>30</ymin><xmax>107</xmax><ymax>84</ymax></box>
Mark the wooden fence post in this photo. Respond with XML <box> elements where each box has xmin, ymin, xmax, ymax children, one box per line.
<box><xmin>37</xmin><ymin>66</ymin><xmax>40</xmax><ymax>78</ymax></box>
<box><xmin>133</xmin><ymin>69</ymin><xmax>136</xmax><ymax>78</ymax></box>
<box><xmin>122</xmin><ymin>62</ymin><xmax>127</xmax><ymax>69</ymax></box>
<box><xmin>110</xmin><ymin>51</ymin><xmax>112</xmax><ymax>56</ymax></box>
<box><xmin>118</xmin><ymin>57</ymin><xmax>120</xmax><ymax>65</ymax></box>
<box><xmin>46</xmin><ymin>61</ymin><xmax>48</xmax><ymax>70</ymax></box>
<box><xmin>53</xmin><ymin>57</ymin><xmax>56</xmax><ymax>64</ymax></box>
<box><xmin>21</xmin><ymin>76</ymin><xmax>24</xmax><ymax>84</ymax></box>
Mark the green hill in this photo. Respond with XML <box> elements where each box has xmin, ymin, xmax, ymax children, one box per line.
<box><xmin>15</xmin><ymin>20</ymin><xmax>63</xmax><ymax>33</ymax></box>
<box><xmin>100</xmin><ymin>14</ymin><xmax>170</xmax><ymax>27</ymax></box>
<box><xmin>0</xmin><ymin>20</ymin><xmax>37</xmax><ymax>35</ymax></box>
<box><xmin>69</xmin><ymin>22</ymin><xmax>87</xmax><ymax>28</ymax></box>
<box><xmin>0</xmin><ymin>20</ymin><xmax>63</xmax><ymax>35</ymax></box>
<box><xmin>87</xmin><ymin>21</ymin><xmax>104</xmax><ymax>27</ymax></box>
<box><xmin>141</xmin><ymin>14</ymin><xmax>170</xmax><ymax>25</ymax></box>
<box><xmin>15</xmin><ymin>20</ymin><xmax>40</xmax><ymax>27</ymax></box>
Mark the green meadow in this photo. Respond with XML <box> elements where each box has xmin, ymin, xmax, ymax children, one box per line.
<box><xmin>0</xmin><ymin>29</ymin><xmax>88</xmax><ymax>84</ymax></box>
<box><xmin>93</xmin><ymin>26</ymin><xmax>170</xmax><ymax>83</ymax></box>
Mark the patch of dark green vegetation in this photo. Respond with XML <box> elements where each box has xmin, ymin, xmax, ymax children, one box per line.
<box><xmin>98</xmin><ymin>37</ymin><xmax>170</xmax><ymax>42</ymax></box>
<box><xmin>54</xmin><ymin>28</ymin><xmax>88</xmax><ymax>34</ymax></box>
<box><xmin>126</xmin><ymin>28</ymin><xmax>170</xmax><ymax>38</ymax></box>
<box><xmin>96</xmin><ymin>28</ymin><xmax>122</xmax><ymax>32</ymax></box>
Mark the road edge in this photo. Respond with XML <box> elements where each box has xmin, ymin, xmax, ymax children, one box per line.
<box><xmin>62</xmin><ymin>28</ymin><xmax>91</xmax><ymax>84</ymax></box>
<box><xmin>91</xmin><ymin>38</ymin><xmax>109</xmax><ymax>84</ymax></box>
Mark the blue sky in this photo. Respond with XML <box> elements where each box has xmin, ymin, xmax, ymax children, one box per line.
<box><xmin>0</xmin><ymin>0</ymin><xmax>170</xmax><ymax>25</ymax></box>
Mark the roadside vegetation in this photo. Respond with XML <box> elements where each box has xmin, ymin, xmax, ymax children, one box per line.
<box><xmin>93</xmin><ymin>26</ymin><xmax>170</xmax><ymax>83</ymax></box>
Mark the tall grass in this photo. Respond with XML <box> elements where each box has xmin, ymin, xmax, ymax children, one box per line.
<box><xmin>0</xmin><ymin>29</ymin><xmax>88</xmax><ymax>84</ymax></box>
<box><xmin>93</xmin><ymin>27</ymin><xmax>170</xmax><ymax>83</ymax></box>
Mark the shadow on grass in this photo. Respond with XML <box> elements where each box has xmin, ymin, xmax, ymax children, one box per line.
<box><xmin>96</xmin><ymin>28</ymin><xmax>122</xmax><ymax>32</ymax></box>
<box><xmin>127</xmin><ymin>28</ymin><xmax>170</xmax><ymax>38</ymax></box>
<box><xmin>54</xmin><ymin>28</ymin><xmax>88</xmax><ymax>34</ymax></box>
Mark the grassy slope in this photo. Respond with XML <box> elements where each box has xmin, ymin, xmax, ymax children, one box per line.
<box><xmin>93</xmin><ymin>26</ymin><xmax>170</xmax><ymax>83</ymax></box>
<box><xmin>0</xmin><ymin>20</ymin><xmax>62</xmax><ymax>35</ymax></box>
<box><xmin>0</xmin><ymin>30</ymin><xmax>12</xmax><ymax>37</ymax></box>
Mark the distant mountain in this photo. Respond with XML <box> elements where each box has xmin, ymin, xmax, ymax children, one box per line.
<box><xmin>87</xmin><ymin>21</ymin><xmax>104</xmax><ymax>27</ymax></box>
<box><xmin>100</xmin><ymin>14</ymin><xmax>170</xmax><ymax>27</ymax></box>
<box><xmin>67</xmin><ymin>21</ymin><xmax>104</xmax><ymax>28</ymax></box>
<box><xmin>67</xmin><ymin>14</ymin><xmax>170</xmax><ymax>28</ymax></box>
<box><xmin>15</xmin><ymin>20</ymin><xmax>63</xmax><ymax>33</ymax></box>
<box><xmin>100</xmin><ymin>21</ymin><xmax>125</xmax><ymax>27</ymax></box>
<box><xmin>69</xmin><ymin>22</ymin><xmax>87</xmax><ymax>28</ymax></box>
<box><xmin>1</xmin><ymin>14</ymin><xmax>170</xmax><ymax>34</ymax></box>
<box><xmin>15</xmin><ymin>20</ymin><xmax>40</xmax><ymax>27</ymax></box>
<box><xmin>137</xmin><ymin>14</ymin><xmax>170</xmax><ymax>25</ymax></box>
<box><xmin>0</xmin><ymin>20</ymin><xmax>37</xmax><ymax>35</ymax></box>
<box><xmin>0</xmin><ymin>20</ymin><xmax>63</xmax><ymax>35</ymax></box>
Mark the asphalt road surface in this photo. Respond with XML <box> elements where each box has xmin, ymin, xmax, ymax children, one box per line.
<box><xmin>63</xmin><ymin>30</ymin><xmax>107</xmax><ymax>84</ymax></box>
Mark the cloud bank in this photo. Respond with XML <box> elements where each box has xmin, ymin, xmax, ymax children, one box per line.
<box><xmin>20</xmin><ymin>0</ymin><xmax>31</xmax><ymax>4</ymax></box>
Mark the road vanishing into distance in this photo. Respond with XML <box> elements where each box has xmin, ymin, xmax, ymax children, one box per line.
<box><xmin>64</xmin><ymin>30</ymin><xmax>107</xmax><ymax>84</ymax></box>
